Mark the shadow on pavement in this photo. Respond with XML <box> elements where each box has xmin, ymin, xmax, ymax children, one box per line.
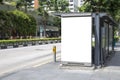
<box><xmin>106</xmin><ymin>42</ymin><xmax>120</xmax><ymax>68</ymax></box>
<box><xmin>107</xmin><ymin>51</ymin><xmax>120</xmax><ymax>66</ymax></box>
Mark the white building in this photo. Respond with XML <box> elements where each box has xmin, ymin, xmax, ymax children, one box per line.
<box><xmin>78</xmin><ymin>0</ymin><xmax>84</xmax><ymax>7</ymax></box>
<box><xmin>68</xmin><ymin>0</ymin><xmax>84</xmax><ymax>12</ymax></box>
<box><xmin>28</xmin><ymin>0</ymin><xmax>39</xmax><ymax>10</ymax></box>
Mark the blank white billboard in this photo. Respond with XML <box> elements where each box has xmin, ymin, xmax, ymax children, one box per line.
<box><xmin>61</xmin><ymin>16</ymin><xmax>92</xmax><ymax>63</ymax></box>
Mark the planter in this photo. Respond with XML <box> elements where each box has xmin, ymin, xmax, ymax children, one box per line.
<box><xmin>0</xmin><ymin>38</ymin><xmax>61</xmax><ymax>50</ymax></box>
<box><xmin>35</xmin><ymin>41</ymin><xmax>39</xmax><ymax>45</ymax></box>
<box><xmin>50</xmin><ymin>41</ymin><xmax>53</xmax><ymax>43</ymax></box>
<box><xmin>47</xmin><ymin>41</ymin><xmax>51</xmax><ymax>44</ymax></box>
<box><xmin>23</xmin><ymin>44</ymin><xmax>28</xmax><ymax>46</ymax></box>
<box><xmin>1</xmin><ymin>45</ymin><xmax>7</xmax><ymax>49</ymax></box>
<box><xmin>55</xmin><ymin>40</ymin><xmax>58</xmax><ymax>43</ymax></box>
<box><xmin>7</xmin><ymin>46</ymin><xmax>13</xmax><ymax>49</ymax></box>
<box><xmin>19</xmin><ymin>45</ymin><xmax>23</xmax><ymax>47</ymax></box>
<box><xmin>13</xmin><ymin>45</ymin><xmax>18</xmax><ymax>48</ymax></box>
<box><xmin>27</xmin><ymin>44</ymin><xmax>32</xmax><ymax>46</ymax></box>
<box><xmin>38</xmin><ymin>41</ymin><xmax>42</xmax><ymax>45</ymax></box>
<box><xmin>45</xmin><ymin>41</ymin><xmax>48</xmax><ymax>44</ymax></box>
<box><xmin>18</xmin><ymin>42</ymin><xmax>23</xmax><ymax>45</ymax></box>
<box><xmin>52</xmin><ymin>41</ymin><xmax>56</xmax><ymax>43</ymax></box>
<box><xmin>32</xmin><ymin>42</ymin><xmax>36</xmax><ymax>45</ymax></box>
<box><xmin>7</xmin><ymin>43</ymin><xmax>13</xmax><ymax>46</ymax></box>
<box><xmin>59</xmin><ymin>40</ymin><xmax>61</xmax><ymax>43</ymax></box>
<box><xmin>39</xmin><ymin>42</ymin><xmax>42</xmax><ymax>45</ymax></box>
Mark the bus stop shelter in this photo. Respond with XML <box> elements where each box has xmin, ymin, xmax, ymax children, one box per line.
<box><xmin>54</xmin><ymin>13</ymin><xmax>117</xmax><ymax>68</ymax></box>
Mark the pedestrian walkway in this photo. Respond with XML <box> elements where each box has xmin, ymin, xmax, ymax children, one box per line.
<box><xmin>1</xmin><ymin>42</ymin><xmax>120</xmax><ymax>80</ymax></box>
<box><xmin>104</xmin><ymin>42</ymin><xmax>120</xmax><ymax>70</ymax></box>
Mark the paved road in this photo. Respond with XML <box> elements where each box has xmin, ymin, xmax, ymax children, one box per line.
<box><xmin>1</xmin><ymin>42</ymin><xmax>120</xmax><ymax>80</ymax></box>
<box><xmin>0</xmin><ymin>43</ymin><xmax>61</xmax><ymax>76</ymax></box>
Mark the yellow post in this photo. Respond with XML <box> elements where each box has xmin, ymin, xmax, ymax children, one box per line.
<box><xmin>53</xmin><ymin>46</ymin><xmax>56</xmax><ymax>62</ymax></box>
<box><xmin>53</xmin><ymin>46</ymin><xmax>56</xmax><ymax>54</ymax></box>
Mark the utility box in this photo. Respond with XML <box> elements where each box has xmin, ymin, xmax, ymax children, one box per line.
<box><xmin>61</xmin><ymin>13</ymin><xmax>92</xmax><ymax>66</ymax></box>
<box><xmin>54</xmin><ymin>12</ymin><xmax>117</xmax><ymax>67</ymax></box>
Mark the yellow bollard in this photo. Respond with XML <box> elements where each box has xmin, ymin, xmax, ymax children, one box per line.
<box><xmin>53</xmin><ymin>46</ymin><xmax>56</xmax><ymax>54</ymax></box>
<box><xmin>53</xmin><ymin>46</ymin><xmax>56</xmax><ymax>62</ymax></box>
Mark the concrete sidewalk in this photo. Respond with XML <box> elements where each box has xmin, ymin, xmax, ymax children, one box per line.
<box><xmin>0</xmin><ymin>43</ymin><xmax>120</xmax><ymax>80</ymax></box>
<box><xmin>0</xmin><ymin>61</ymin><xmax>120</xmax><ymax>80</ymax></box>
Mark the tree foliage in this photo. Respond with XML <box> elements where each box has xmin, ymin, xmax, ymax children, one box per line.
<box><xmin>16</xmin><ymin>0</ymin><xmax>33</xmax><ymax>12</ymax></box>
<box><xmin>37</xmin><ymin>0</ymin><xmax>68</xmax><ymax>37</ymax></box>
<box><xmin>39</xmin><ymin>0</ymin><xmax>69</xmax><ymax>12</ymax></box>
<box><xmin>0</xmin><ymin>0</ymin><xmax>3</xmax><ymax>4</ymax></box>
<box><xmin>79</xmin><ymin>0</ymin><xmax>120</xmax><ymax>22</ymax></box>
<box><xmin>38</xmin><ymin>4</ymin><xmax>49</xmax><ymax>37</ymax></box>
<box><xmin>0</xmin><ymin>10</ymin><xmax>36</xmax><ymax>39</ymax></box>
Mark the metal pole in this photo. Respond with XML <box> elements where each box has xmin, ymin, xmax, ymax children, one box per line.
<box><xmin>100</xmin><ymin>18</ymin><xmax>104</xmax><ymax>67</ymax></box>
<box><xmin>94</xmin><ymin>13</ymin><xmax>101</xmax><ymax>68</ymax></box>
<box><xmin>112</xmin><ymin>26</ymin><xmax>115</xmax><ymax>51</ymax></box>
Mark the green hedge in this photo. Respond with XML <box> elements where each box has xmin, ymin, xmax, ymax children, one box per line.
<box><xmin>0</xmin><ymin>10</ymin><xmax>36</xmax><ymax>39</ymax></box>
<box><xmin>0</xmin><ymin>38</ymin><xmax>61</xmax><ymax>45</ymax></box>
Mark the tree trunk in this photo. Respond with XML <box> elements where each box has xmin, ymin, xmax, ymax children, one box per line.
<box><xmin>24</xmin><ymin>1</ymin><xmax>27</xmax><ymax>13</ymax></box>
<box><xmin>25</xmin><ymin>5</ymin><xmax>27</xmax><ymax>12</ymax></box>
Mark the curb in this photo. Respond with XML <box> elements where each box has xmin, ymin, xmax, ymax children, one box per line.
<box><xmin>0</xmin><ymin>40</ymin><xmax>61</xmax><ymax>50</ymax></box>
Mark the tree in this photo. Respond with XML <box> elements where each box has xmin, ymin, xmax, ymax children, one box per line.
<box><xmin>53</xmin><ymin>16</ymin><xmax>61</xmax><ymax>36</ymax></box>
<box><xmin>46</xmin><ymin>0</ymin><xmax>69</xmax><ymax>12</ymax></box>
<box><xmin>12</xmin><ymin>10</ymin><xmax>36</xmax><ymax>38</ymax></box>
<box><xmin>0</xmin><ymin>10</ymin><xmax>37</xmax><ymax>39</ymax></box>
<box><xmin>78</xmin><ymin>2</ymin><xmax>91</xmax><ymax>12</ymax></box>
<box><xmin>79</xmin><ymin>0</ymin><xmax>120</xmax><ymax>22</ymax></box>
<box><xmin>115</xmin><ymin>10</ymin><xmax>120</xmax><ymax>22</ymax></box>
<box><xmin>38</xmin><ymin>0</ymin><xmax>69</xmax><ymax>37</ymax></box>
<box><xmin>16</xmin><ymin>0</ymin><xmax>33</xmax><ymax>12</ymax></box>
<box><xmin>38</xmin><ymin>2</ymin><xmax>49</xmax><ymax>37</ymax></box>
<box><xmin>0</xmin><ymin>11</ymin><xmax>10</xmax><ymax>39</ymax></box>
<box><xmin>0</xmin><ymin>0</ymin><xmax>3</xmax><ymax>4</ymax></box>
<box><xmin>58</xmin><ymin>0</ymin><xmax>69</xmax><ymax>12</ymax></box>
<box><xmin>27</xmin><ymin>14</ymin><xmax>37</xmax><ymax>36</ymax></box>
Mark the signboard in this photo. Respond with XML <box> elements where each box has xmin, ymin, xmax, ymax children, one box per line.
<box><xmin>61</xmin><ymin>16</ymin><xmax>92</xmax><ymax>64</ymax></box>
<box><xmin>40</xmin><ymin>26</ymin><xmax>43</xmax><ymax>33</ymax></box>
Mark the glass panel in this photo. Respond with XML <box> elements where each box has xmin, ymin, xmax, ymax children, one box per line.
<box><xmin>109</xmin><ymin>25</ymin><xmax>113</xmax><ymax>52</ymax></box>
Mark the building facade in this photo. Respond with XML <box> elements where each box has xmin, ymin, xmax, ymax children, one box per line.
<box><xmin>68</xmin><ymin>0</ymin><xmax>84</xmax><ymax>12</ymax></box>
<box><xmin>31</xmin><ymin>0</ymin><xmax>39</xmax><ymax>10</ymax></box>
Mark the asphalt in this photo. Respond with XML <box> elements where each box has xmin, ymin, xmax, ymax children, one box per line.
<box><xmin>0</xmin><ymin>43</ymin><xmax>61</xmax><ymax>75</ymax></box>
<box><xmin>0</xmin><ymin>42</ymin><xmax>120</xmax><ymax>80</ymax></box>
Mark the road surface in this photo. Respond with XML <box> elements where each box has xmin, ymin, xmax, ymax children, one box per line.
<box><xmin>0</xmin><ymin>43</ymin><xmax>61</xmax><ymax>76</ymax></box>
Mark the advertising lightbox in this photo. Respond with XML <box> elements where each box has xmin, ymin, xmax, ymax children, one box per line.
<box><xmin>61</xmin><ymin>16</ymin><xmax>92</xmax><ymax>64</ymax></box>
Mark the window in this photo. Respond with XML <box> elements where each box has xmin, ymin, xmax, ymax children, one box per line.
<box><xmin>70</xmin><ymin>8</ymin><xmax>73</xmax><ymax>10</ymax></box>
<box><xmin>69</xmin><ymin>4</ymin><xmax>73</xmax><ymax>6</ymax></box>
<box><xmin>70</xmin><ymin>0</ymin><xmax>73</xmax><ymax>2</ymax></box>
<box><xmin>81</xmin><ymin>0</ymin><xmax>83</xmax><ymax>2</ymax></box>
